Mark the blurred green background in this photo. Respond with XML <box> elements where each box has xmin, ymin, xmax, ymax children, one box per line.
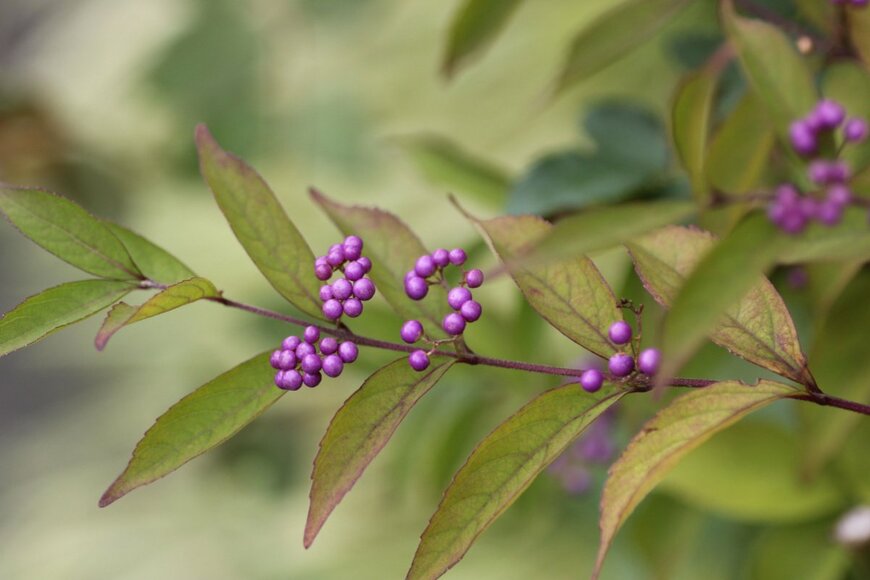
<box><xmin>1</xmin><ymin>0</ymin><xmax>866</xmax><ymax>578</ymax></box>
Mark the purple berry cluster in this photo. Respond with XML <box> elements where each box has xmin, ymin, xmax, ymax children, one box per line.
<box><xmin>315</xmin><ymin>235</ymin><xmax>377</xmax><ymax>320</ymax></box>
<box><xmin>271</xmin><ymin>325</ymin><xmax>359</xmax><ymax>390</ymax></box>
<box><xmin>790</xmin><ymin>99</ymin><xmax>867</xmax><ymax>156</ymax></box>
<box><xmin>578</xmin><ymin>321</ymin><xmax>661</xmax><ymax>392</ymax></box>
<box><xmin>402</xmin><ymin>248</ymin><xmax>485</xmax><ymax>372</ymax></box>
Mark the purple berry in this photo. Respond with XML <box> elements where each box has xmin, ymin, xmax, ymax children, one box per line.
<box><xmin>799</xmin><ymin>197</ymin><xmax>819</xmax><ymax>220</ymax></box>
<box><xmin>780</xmin><ymin>209</ymin><xmax>808</xmax><ymax>235</ymax></box>
<box><xmin>303</xmin><ymin>372</ymin><xmax>322</xmax><ymax>388</ymax></box>
<box><xmin>276</xmin><ymin>370</ymin><xmax>303</xmax><ymax>391</ymax></box>
<box><xmin>805</xmin><ymin>110</ymin><xmax>825</xmax><ymax>132</ymax></box>
<box><xmin>301</xmin><ymin>353</ymin><xmax>323</xmax><ymax>374</ymax></box>
<box><xmin>353</xmin><ymin>278</ymin><xmax>376</xmax><ymax>301</ymax></box>
<box><xmin>338</xmin><ymin>341</ymin><xmax>359</xmax><ymax>363</ymax></box>
<box><xmin>442</xmin><ymin>312</ymin><xmax>467</xmax><ymax>336</ymax></box>
<box><xmin>357</xmin><ymin>256</ymin><xmax>372</xmax><ymax>273</ymax></box>
<box><xmin>448</xmin><ymin>248</ymin><xmax>467</xmax><ymax>266</ymax></box>
<box><xmin>464</xmin><ymin>269</ymin><xmax>484</xmax><ymax>288</ymax></box>
<box><xmin>608</xmin><ymin>353</ymin><xmax>635</xmax><ymax>378</ymax></box>
<box><xmin>276</xmin><ymin>349</ymin><xmax>297</xmax><ymax>370</ymax></box>
<box><xmin>404</xmin><ymin>270</ymin><xmax>417</xmax><ymax>282</ymax></box>
<box><xmin>296</xmin><ymin>342</ymin><xmax>315</xmax><ymax>358</ymax></box>
<box><xmin>322</xmin><ymin>354</ymin><xmax>344</xmax><ymax>378</ymax></box>
<box><xmin>790</xmin><ymin>121</ymin><xmax>817</xmax><ymax>156</ymax></box>
<box><xmin>608</xmin><ymin>321</ymin><xmax>632</xmax><ymax>345</ymax></box>
<box><xmin>320</xmin><ymin>337</ymin><xmax>339</xmax><ymax>355</ymax></box>
<box><xmin>432</xmin><ymin>248</ymin><xmax>450</xmax><ymax>267</ymax></box>
<box><xmin>844</xmin><ymin>118</ymin><xmax>868</xmax><ymax>142</ymax></box>
<box><xmin>326</xmin><ymin>251</ymin><xmax>345</xmax><ymax>268</ymax></box>
<box><xmin>829</xmin><ymin>161</ymin><xmax>850</xmax><ymax>183</ymax></box>
<box><xmin>344</xmin><ymin>235</ymin><xmax>363</xmax><ymax>251</ymax></box>
<box><xmin>315</xmin><ymin>256</ymin><xmax>328</xmax><ymax>268</ymax></box>
<box><xmin>320</xmin><ymin>285</ymin><xmax>334</xmax><ymax>301</ymax></box>
<box><xmin>282</xmin><ymin>336</ymin><xmax>301</xmax><ymax>351</ymax></box>
<box><xmin>345</xmin><ymin>261</ymin><xmax>365</xmax><ymax>281</ymax></box>
<box><xmin>343</xmin><ymin>244</ymin><xmax>362</xmax><ymax>261</ymax></box>
<box><xmin>775</xmin><ymin>184</ymin><xmax>800</xmax><ymax>205</ymax></box>
<box><xmin>447</xmin><ymin>286</ymin><xmax>472</xmax><ymax>310</ymax></box>
<box><xmin>315</xmin><ymin>263</ymin><xmax>333</xmax><ymax>281</ymax></box>
<box><xmin>409</xmin><ymin>349</ymin><xmax>430</xmax><ymax>371</ymax></box>
<box><xmin>637</xmin><ymin>348</ymin><xmax>661</xmax><ymax>375</ymax></box>
<box><xmin>405</xmin><ymin>276</ymin><xmax>429</xmax><ymax>300</ymax></box>
<box><xmin>827</xmin><ymin>184</ymin><xmax>852</xmax><ymax>207</ymax></box>
<box><xmin>415</xmin><ymin>255</ymin><xmax>437</xmax><ymax>278</ymax></box>
<box><xmin>808</xmin><ymin>160</ymin><xmax>832</xmax><ymax>184</ymax></box>
<box><xmin>401</xmin><ymin>320</ymin><xmax>424</xmax><ymax>343</ymax></box>
<box><xmin>303</xmin><ymin>325</ymin><xmax>320</xmax><ymax>344</ymax></box>
<box><xmin>332</xmin><ymin>278</ymin><xmax>353</xmax><ymax>301</ymax></box>
<box><xmin>580</xmin><ymin>369</ymin><xmax>604</xmax><ymax>393</ymax></box>
<box><xmin>343</xmin><ymin>298</ymin><xmax>363</xmax><ymax>317</ymax></box>
<box><xmin>460</xmin><ymin>300</ymin><xmax>482</xmax><ymax>323</ymax></box>
<box><xmin>817</xmin><ymin>200</ymin><xmax>844</xmax><ymax>226</ymax></box>
<box><xmin>815</xmin><ymin>99</ymin><xmax>846</xmax><ymax>129</ymax></box>
<box><xmin>270</xmin><ymin>350</ymin><xmax>283</xmax><ymax>369</ymax></box>
<box><xmin>323</xmin><ymin>299</ymin><xmax>343</xmax><ymax>320</ymax></box>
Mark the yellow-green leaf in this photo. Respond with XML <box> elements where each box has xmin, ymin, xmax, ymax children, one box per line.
<box><xmin>847</xmin><ymin>3</ymin><xmax>870</xmax><ymax>69</ymax></box>
<box><xmin>442</xmin><ymin>0</ymin><xmax>525</xmax><ymax>78</ymax></box>
<box><xmin>672</xmin><ymin>68</ymin><xmax>719</xmax><ymax>202</ymax></box>
<box><xmin>106</xmin><ymin>223</ymin><xmax>196</xmax><ymax>285</ymax></box>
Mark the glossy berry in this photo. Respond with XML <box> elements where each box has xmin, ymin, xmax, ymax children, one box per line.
<box><xmin>432</xmin><ymin>248</ymin><xmax>450</xmax><ymax>267</ymax></box>
<box><xmin>319</xmin><ymin>285</ymin><xmax>334</xmax><ymax>301</ymax></box>
<box><xmin>345</xmin><ymin>261</ymin><xmax>365</xmax><ymax>281</ymax></box>
<box><xmin>844</xmin><ymin>118</ymin><xmax>869</xmax><ymax>142</ymax></box>
<box><xmin>447</xmin><ymin>286</ymin><xmax>472</xmax><ymax>310</ymax></box>
<box><xmin>608</xmin><ymin>321</ymin><xmax>632</xmax><ymax>345</ymax></box>
<box><xmin>815</xmin><ymin>99</ymin><xmax>846</xmax><ymax>129</ymax></box>
<box><xmin>276</xmin><ymin>370</ymin><xmax>303</xmax><ymax>391</ymax></box>
<box><xmin>343</xmin><ymin>298</ymin><xmax>363</xmax><ymax>317</ymax></box>
<box><xmin>276</xmin><ymin>350</ymin><xmax>296</xmax><ymax>370</ymax></box>
<box><xmin>301</xmin><ymin>354</ymin><xmax>322</xmax><ymax>374</ymax></box>
<box><xmin>326</xmin><ymin>251</ymin><xmax>345</xmax><ymax>268</ymax></box>
<box><xmin>357</xmin><ymin>256</ymin><xmax>372</xmax><ymax>273</ymax></box>
<box><xmin>789</xmin><ymin>120</ymin><xmax>817</xmax><ymax>156</ymax></box>
<box><xmin>460</xmin><ymin>300</ymin><xmax>482</xmax><ymax>322</ymax></box>
<box><xmin>303</xmin><ymin>325</ymin><xmax>320</xmax><ymax>344</ymax></box>
<box><xmin>409</xmin><ymin>349</ymin><xmax>430</xmax><ymax>371</ymax></box>
<box><xmin>269</xmin><ymin>350</ymin><xmax>284</xmax><ymax>369</ymax></box>
<box><xmin>448</xmin><ymin>248</ymin><xmax>467</xmax><ymax>266</ymax></box>
<box><xmin>580</xmin><ymin>369</ymin><xmax>604</xmax><ymax>393</ymax></box>
<box><xmin>353</xmin><ymin>278</ymin><xmax>376</xmax><ymax>301</ymax></box>
<box><xmin>609</xmin><ymin>353</ymin><xmax>635</xmax><ymax>378</ymax></box>
<box><xmin>401</xmin><ymin>320</ymin><xmax>424</xmax><ymax>343</ymax></box>
<box><xmin>323</xmin><ymin>299</ymin><xmax>343</xmax><ymax>320</ymax></box>
<box><xmin>415</xmin><ymin>255</ymin><xmax>437</xmax><ymax>278</ymax></box>
<box><xmin>405</xmin><ymin>276</ymin><xmax>429</xmax><ymax>300</ymax></box>
<box><xmin>344</xmin><ymin>235</ymin><xmax>363</xmax><ymax>250</ymax></box>
<box><xmin>338</xmin><ymin>341</ymin><xmax>359</xmax><ymax>363</ymax></box>
<box><xmin>303</xmin><ymin>372</ymin><xmax>322</xmax><ymax>388</ymax></box>
<box><xmin>282</xmin><ymin>336</ymin><xmax>301</xmax><ymax>351</ymax></box>
<box><xmin>637</xmin><ymin>348</ymin><xmax>662</xmax><ymax>376</ymax></box>
<box><xmin>332</xmin><ymin>278</ymin><xmax>353</xmax><ymax>300</ymax></box>
<box><xmin>319</xmin><ymin>337</ymin><xmax>339</xmax><ymax>355</ymax></box>
<box><xmin>443</xmin><ymin>312</ymin><xmax>467</xmax><ymax>336</ymax></box>
<box><xmin>296</xmin><ymin>342</ymin><xmax>315</xmax><ymax>358</ymax></box>
<box><xmin>315</xmin><ymin>263</ymin><xmax>333</xmax><ymax>281</ymax></box>
<box><xmin>322</xmin><ymin>354</ymin><xmax>344</xmax><ymax>378</ymax></box>
<box><xmin>464</xmin><ymin>269</ymin><xmax>484</xmax><ymax>288</ymax></box>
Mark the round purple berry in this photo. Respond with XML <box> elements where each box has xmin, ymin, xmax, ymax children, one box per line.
<box><xmin>637</xmin><ymin>348</ymin><xmax>662</xmax><ymax>376</ymax></box>
<box><xmin>323</xmin><ymin>299</ymin><xmax>343</xmax><ymax>320</ymax></box>
<box><xmin>789</xmin><ymin>120</ymin><xmax>817</xmax><ymax>156</ymax></box>
<box><xmin>608</xmin><ymin>321</ymin><xmax>632</xmax><ymax>345</ymax></box>
<box><xmin>432</xmin><ymin>248</ymin><xmax>450</xmax><ymax>267</ymax></box>
<box><xmin>780</xmin><ymin>209</ymin><xmax>809</xmax><ymax>235</ymax></box>
<box><xmin>338</xmin><ymin>341</ymin><xmax>359</xmax><ymax>363</ymax></box>
<box><xmin>447</xmin><ymin>286</ymin><xmax>472</xmax><ymax>310</ymax></box>
<box><xmin>303</xmin><ymin>372</ymin><xmax>322</xmax><ymax>388</ymax></box>
<box><xmin>817</xmin><ymin>200</ymin><xmax>843</xmax><ymax>226</ymax></box>
<box><xmin>343</xmin><ymin>298</ymin><xmax>363</xmax><ymax>318</ymax></box>
<box><xmin>357</xmin><ymin>256</ymin><xmax>372</xmax><ymax>273</ymax></box>
<box><xmin>844</xmin><ymin>118</ymin><xmax>868</xmax><ymax>142</ymax></box>
<box><xmin>301</xmin><ymin>353</ymin><xmax>322</xmax><ymax>374</ymax></box>
<box><xmin>282</xmin><ymin>335</ymin><xmax>301</xmax><ymax>351</ymax></box>
<box><xmin>344</xmin><ymin>235</ymin><xmax>363</xmax><ymax>251</ymax></box>
<box><xmin>296</xmin><ymin>342</ymin><xmax>315</xmax><ymax>358</ymax></box>
<box><xmin>319</xmin><ymin>284</ymin><xmax>334</xmax><ymax>301</ymax></box>
<box><xmin>409</xmin><ymin>349</ymin><xmax>430</xmax><ymax>372</ymax></box>
<box><xmin>276</xmin><ymin>349</ymin><xmax>297</xmax><ymax>370</ymax></box>
<box><xmin>460</xmin><ymin>300</ymin><xmax>482</xmax><ymax>323</ymax></box>
<box><xmin>343</xmin><ymin>244</ymin><xmax>362</xmax><ymax>261</ymax></box>
<box><xmin>319</xmin><ymin>337</ymin><xmax>339</xmax><ymax>355</ymax></box>
<box><xmin>315</xmin><ymin>263</ymin><xmax>333</xmax><ymax>281</ymax></box>
<box><xmin>345</xmin><ymin>261</ymin><xmax>365</xmax><ymax>281</ymax></box>
<box><xmin>580</xmin><ymin>369</ymin><xmax>604</xmax><ymax>393</ymax></box>
<box><xmin>464</xmin><ymin>269</ymin><xmax>484</xmax><ymax>288</ymax></box>
<box><xmin>270</xmin><ymin>350</ymin><xmax>284</xmax><ymax>369</ymax></box>
<box><xmin>326</xmin><ymin>250</ymin><xmax>345</xmax><ymax>268</ymax></box>
<box><xmin>776</xmin><ymin>184</ymin><xmax>800</xmax><ymax>205</ymax></box>
<box><xmin>322</xmin><ymin>354</ymin><xmax>344</xmax><ymax>378</ymax></box>
<box><xmin>799</xmin><ymin>196</ymin><xmax>819</xmax><ymax>220</ymax></box>
<box><xmin>332</xmin><ymin>278</ymin><xmax>353</xmax><ymax>301</ymax></box>
<box><xmin>315</xmin><ymin>256</ymin><xmax>328</xmax><ymax>268</ymax></box>
<box><xmin>303</xmin><ymin>325</ymin><xmax>320</xmax><ymax>344</ymax></box>
<box><xmin>827</xmin><ymin>184</ymin><xmax>852</xmax><ymax>207</ymax></box>
<box><xmin>442</xmin><ymin>312</ymin><xmax>467</xmax><ymax>336</ymax></box>
<box><xmin>808</xmin><ymin>160</ymin><xmax>832</xmax><ymax>184</ymax></box>
<box><xmin>608</xmin><ymin>353</ymin><xmax>635</xmax><ymax>378</ymax></box>
<box><xmin>815</xmin><ymin>99</ymin><xmax>846</xmax><ymax>129</ymax></box>
<box><xmin>353</xmin><ymin>278</ymin><xmax>376</xmax><ymax>301</ymax></box>
<box><xmin>401</xmin><ymin>320</ymin><xmax>424</xmax><ymax>344</ymax></box>
<box><xmin>828</xmin><ymin>161</ymin><xmax>850</xmax><ymax>183</ymax></box>
<box><xmin>415</xmin><ymin>255</ymin><xmax>437</xmax><ymax>278</ymax></box>
<box><xmin>405</xmin><ymin>276</ymin><xmax>429</xmax><ymax>300</ymax></box>
<box><xmin>448</xmin><ymin>248</ymin><xmax>467</xmax><ymax>266</ymax></box>
<box><xmin>276</xmin><ymin>370</ymin><xmax>303</xmax><ymax>391</ymax></box>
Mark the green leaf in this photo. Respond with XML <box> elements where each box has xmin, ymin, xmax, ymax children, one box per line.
<box><xmin>0</xmin><ymin>186</ymin><xmax>141</xmax><ymax>279</ymax></box>
<box><xmin>465</xmin><ymin>209</ymin><xmax>622</xmax><ymax>358</ymax></box>
<box><xmin>671</xmin><ymin>68</ymin><xmax>718</xmax><ymax>202</ymax></box>
<box><xmin>0</xmin><ymin>280</ymin><xmax>135</xmax><ymax>357</ymax></box>
<box><xmin>749</xmin><ymin>521</ymin><xmax>849</xmax><ymax>580</ymax></box>
<box><xmin>847</xmin><ymin>3</ymin><xmax>870</xmax><ymax>69</ymax></box>
<box><xmin>99</xmin><ymin>351</ymin><xmax>280</xmax><ymax>506</ymax></box>
<box><xmin>795</xmin><ymin>0</ymin><xmax>836</xmax><ymax>35</ymax></box>
<box><xmin>628</xmin><ymin>224</ymin><xmax>809</xmax><ymax>383</ymax></box>
<box><xmin>775</xmin><ymin>212</ymin><xmax>870</xmax><ymax>265</ymax></box>
<box><xmin>94</xmin><ymin>277</ymin><xmax>219</xmax><ymax>350</ymax></box>
<box><xmin>396</xmin><ymin>134</ymin><xmax>510</xmax><ymax>207</ymax></box>
<box><xmin>310</xmin><ymin>189</ymin><xmax>451</xmax><ymax>338</ymax></box>
<box><xmin>106</xmin><ymin>223</ymin><xmax>196</xmax><ymax>285</ymax></box>
<box><xmin>409</xmin><ymin>384</ymin><xmax>625</xmax><ymax>580</ymax></box>
<box><xmin>823</xmin><ymin>61</ymin><xmax>870</xmax><ymax>172</ymax></box>
<box><xmin>194</xmin><ymin>124</ymin><xmax>323</xmax><ymax>319</ymax></box>
<box><xmin>553</xmin><ymin>0</ymin><xmax>694</xmax><ymax>92</ymax></box>
<box><xmin>305</xmin><ymin>357</ymin><xmax>455</xmax><ymax>547</ymax></box>
<box><xmin>593</xmin><ymin>380</ymin><xmax>796</xmax><ymax>579</ymax></box>
<box><xmin>442</xmin><ymin>0</ymin><xmax>524</xmax><ymax>77</ymax></box>
<box><xmin>722</xmin><ymin>0</ymin><xmax>816</xmax><ymax>137</ymax></box>
<box><xmin>584</xmin><ymin>102</ymin><xmax>670</xmax><ymax>174</ymax></box>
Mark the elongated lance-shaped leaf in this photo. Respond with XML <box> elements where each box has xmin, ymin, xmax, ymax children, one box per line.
<box><xmin>408</xmin><ymin>384</ymin><xmax>626</xmax><ymax>580</ymax></box>
<box><xmin>310</xmin><ymin>189</ymin><xmax>451</xmax><ymax>338</ymax></box>
<box><xmin>553</xmin><ymin>0</ymin><xmax>694</xmax><ymax>93</ymax></box>
<box><xmin>442</xmin><ymin>0</ymin><xmax>525</xmax><ymax>78</ymax></box>
<box><xmin>460</xmin><ymin>204</ymin><xmax>622</xmax><ymax>358</ymax></box>
<box><xmin>628</xmin><ymin>225</ymin><xmax>808</xmax><ymax>383</ymax></box>
<box><xmin>305</xmin><ymin>357</ymin><xmax>455</xmax><ymax>547</ymax></box>
<box><xmin>671</xmin><ymin>67</ymin><xmax>719</xmax><ymax>203</ymax></box>
<box><xmin>592</xmin><ymin>380</ymin><xmax>797</xmax><ymax>579</ymax></box>
<box><xmin>1</xmin><ymin>280</ymin><xmax>136</xmax><ymax>357</ymax></box>
<box><xmin>100</xmin><ymin>351</ymin><xmax>280</xmax><ymax>506</ymax></box>
<box><xmin>106</xmin><ymin>223</ymin><xmax>196</xmax><ymax>285</ymax></box>
<box><xmin>722</xmin><ymin>0</ymin><xmax>816</xmax><ymax>137</ymax></box>
<box><xmin>0</xmin><ymin>185</ymin><xmax>141</xmax><ymax>279</ymax></box>
<box><xmin>195</xmin><ymin>125</ymin><xmax>323</xmax><ymax>320</ymax></box>
<box><xmin>657</xmin><ymin>214</ymin><xmax>801</xmax><ymax>383</ymax></box>
<box><xmin>95</xmin><ymin>277</ymin><xmax>220</xmax><ymax>350</ymax></box>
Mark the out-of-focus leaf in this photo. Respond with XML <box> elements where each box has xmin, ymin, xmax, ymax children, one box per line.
<box><xmin>305</xmin><ymin>357</ymin><xmax>455</xmax><ymax>547</ymax></box>
<box><xmin>195</xmin><ymin>125</ymin><xmax>323</xmax><ymax>319</ymax></box>
<box><xmin>722</xmin><ymin>0</ymin><xmax>816</xmax><ymax>136</ymax></box>
<box><xmin>396</xmin><ymin>134</ymin><xmax>510</xmax><ymax>207</ymax></box>
<box><xmin>554</xmin><ymin>0</ymin><xmax>694</xmax><ymax>92</ymax></box>
<box><xmin>0</xmin><ymin>186</ymin><xmax>141</xmax><ymax>280</ymax></box>
<box><xmin>628</xmin><ymin>224</ymin><xmax>808</xmax><ymax>383</ymax></box>
<box><xmin>594</xmin><ymin>380</ymin><xmax>796</xmax><ymax>579</ymax></box>
<box><xmin>100</xmin><ymin>351</ymin><xmax>279</xmax><ymax>506</ymax></box>
<box><xmin>409</xmin><ymin>384</ymin><xmax>625</xmax><ymax>580</ymax></box>
<box><xmin>839</xmin><ymin>419</ymin><xmax>870</xmax><ymax>502</ymax></box>
<box><xmin>94</xmin><ymin>277</ymin><xmax>219</xmax><ymax>350</ymax></box>
<box><xmin>672</xmin><ymin>68</ymin><xmax>718</xmax><ymax>202</ymax></box>
<box><xmin>795</xmin><ymin>0</ymin><xmax>836</xmax><ymax>35</ymax></box>
<box><xmin>0</xmin><ymin>280</ymin><xmax>135</xmax><ymax>357</ymax></box>
<box><xmin>660</xmin><ymin>421</ymin><xmax>844</xmax><ymax>521</ymax></box>
<box><xmin>466</xmin><ymin>209</ymin><xmax>622</xmax><ymax>358</ymax></box>
<box><xmin>776</xmin><ymin>212</ymin><xmax>870</xmax><ymax>264</ymax></box>
<box><xmin>442</xmin><ymin>0</ymin><xmax>524</xmax><ymax>77</ymax></box>
<box><xmin>106</xmin><ymin>224</ymin><xmax>196</xmax><ymax>285</ymax></box>
<box><xmin>848</xmin><ymin>3</ymin><xmax>870</xmax><ymax>69</ymax></box>
<box><xmin>310</xmin><ymin>189</ymin><xmax>450</xmax><ymax>338</ymax></box>
<box><xmin>823</xmin><ymin>62</ymin><xmax>870</xmax><ymax>172</ymax></box>
<box><xmin>584</xmin><ymin>103</ymin><xmax>670</xmax><ymax>174</ymax></box>
<box><xmin>749</xmin><ymin>521</ymin><xmax>849</xmax><ymax>580</ymax></box>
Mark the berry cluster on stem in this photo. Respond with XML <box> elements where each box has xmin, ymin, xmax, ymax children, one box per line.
<box><xmin>579</xmin><ymin>318</ymin><xmax>661</xmax><ymax>393</ymax></box>
<box><xmin>315</xmin><ymin>235</ymin><xmax>377</xmax><ymax>320</ymax></box>
<box><xmin>271</xmin><ymin>325</ymin><xmax>360</xmax><ymax>390</ymax></box>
